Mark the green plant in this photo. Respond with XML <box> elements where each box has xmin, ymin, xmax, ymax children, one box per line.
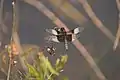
<box><xmin>24</xmin><ymin>52</ymin><xmax>68</xmax><ymax>80</ymax></box>
<box><xmin>0</xmin><ymin>44</ymin><xmax>68</xmax><ymax>80</ymax></box>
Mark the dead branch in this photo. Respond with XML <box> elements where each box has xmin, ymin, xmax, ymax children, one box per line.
<box><xmin>0</xmin><ymin>0</ymin><xmax>3</xmax><ymax>48</ymax></box>
<box><xmin>0</xmin><ymin>0</ymin><xmax>7</xmax><ymax>48</ymax></box>
<box><xmin>12</xmin><ymin>32</ymin><xmax>27</xmax><ymax>72</ymax></box>
<box><xmin>12</xmin><ymin>0</ymin><xmax>27</xmax><ymax>72</ymax></box>
<box><xmin>113</xmin><ymin>0</ymin><xmax>120</xmax><ymax>50</ymax></box>
<box><xmin>78</xmin><ymin>0</ymin><xmax>115</xmax><ymax>43</ymax></box>
<box><xmin>48</xmin><ymin>0</ymin><xmax>88</xmax><ymax>25</ymax></box>
<box><xmin>22</xmin><ymin>0</ymin><xmax>107</xmax><ymax>80</ymax></box>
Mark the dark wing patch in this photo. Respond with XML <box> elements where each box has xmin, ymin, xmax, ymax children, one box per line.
<box><xmin>66</xmin><ymin>34</ymin><xmax>72</xmax><ymax>42</ymax></box>
<box><xmin>56</xmin><ymin>35</ymin><xmax>65</xmax><ymax>42</ymax></box>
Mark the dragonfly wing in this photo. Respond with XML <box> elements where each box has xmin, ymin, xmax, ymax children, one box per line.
<box><xmin>72</xmin><ymin>33</ymin><xmax>81</xmax><ymax>42</ymax></box>
<box><xmin>45</xmin><ymin>35</ymin><xmax>60</xmax><ymax>43</ymax></box>
<box><xmin>72</xmin><ymin>27</ymin><xmax>84</xmax><ymax>34</ymax></box>
<box><xmin>45</xmin><ymin>29</ymin><xmax>58</xmax><ymax>35</ymax></box>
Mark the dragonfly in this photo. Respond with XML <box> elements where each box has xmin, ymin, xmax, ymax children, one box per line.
<box><xmin>45</xmin><ymin>26</ymin><xmax>84</xmax><ymax>50</ymax></box>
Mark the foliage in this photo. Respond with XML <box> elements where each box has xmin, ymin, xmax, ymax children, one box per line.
<box><xmin>24</xmin><ymin>52</ymin><xmax>68</xmax><ymax>80</ymax></box>
<box><xmin>0</xmin><ymin>44</ymin><xmax>68</xmax><ymax>80</ymax></box>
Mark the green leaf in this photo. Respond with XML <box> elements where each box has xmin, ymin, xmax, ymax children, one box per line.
<box><xmin>46</xmin><ymin>58</ymin><xmax>59</xmax><ymax>75</ymax></box>
<box><xmin>24</xmin><ymin>52</ymin><xmax>68</xmax><ymax>80</ymax></box>
<box><xmin>56</xmin><ymin>58</ymin><xmax>60</xmax><ymax>66</ymax></box>
<box><xmin>55</xmin><ymin>55</ymin><xmax>68</xmax><ymax>71</ymax></box>
<box><xmin>61</xmin><ymin>55</ymin><xmax>68</xmax><ymax>63</ymax></box>
<box><xmin>38</xmin><ymin>52</ymin><xmax>59</xmax><ymax>76</ymax></box>
<box><xmin>62</xmin><ymin>76</ymin><xmax>69</xmax><ymax>80</ymax></box>
<box><xmin>26</xmin><ymin>63</ymin><xmax>41</xmax><ymax>80</ymax></box>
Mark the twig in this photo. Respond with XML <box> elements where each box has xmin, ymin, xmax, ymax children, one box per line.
<box><xmin>47</xmin><ymin>73</ymin><xmax>53</xmax><ymax>80</ymax></box>
<box><xmin>7</xmin><ymin>56</ymin><xmax>12</xmax><ymax>80</ymax></box>
<box><xmin>48</xmin><ymin>0</ymin><xmax>87</xmax><ymax>25</ymax></box>
<box><xmin>0</xmin><ymin>0</ymin><xmax>12</xmax><ymax>80</ymax></box>
<box><xmin>113</xmin><ymin>0</ymin><xmax>120</xmax><ymax>50</ymax></box>
<box><xmin>78</xmin><ymin>0</ymin><xmax>116</xmax><ymax>44</ymax></box>
<box><xmin>22</xmin><ymin>0</ymin><xmax>107</xmax><ymax>80</ymax></box>
<box><xmin>0</xmin><ymin>0</ymin><xmax>4</xmax><ymax>48</ymax></box>
<box><xmin>0</xmin><ymin>0</ymin><xmax>4</xmax><ymax>24</ymax></box>
<box><xmin>12</xmin><ymin>32</ymin><xmax>28</xmax><ymax>71</ymax></box>
<box><xmin>1</xmin><ymin>67</ymin><xmax>7</xmax><ymax>76</ymax></box>
<box><xmin>12</xmin><ymin>0</ymin><xmax>28</xmax><ymax>72</ymax></box>
<box><xmin>0</xmin><ymin>0</ymin><xmax>9</xmax><ymax>35</ymax></box>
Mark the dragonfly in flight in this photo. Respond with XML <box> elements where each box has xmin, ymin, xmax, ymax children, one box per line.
<box><xmin>45</xmin><ymin>27</ymin><xmax>84</xmax><ymax>50</ymax></box>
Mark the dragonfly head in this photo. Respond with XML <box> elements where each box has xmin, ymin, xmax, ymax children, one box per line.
<box><xmin>60</xmin><ymin>28</ymin><xmax>65</xmax><ymax>32</ymax></box>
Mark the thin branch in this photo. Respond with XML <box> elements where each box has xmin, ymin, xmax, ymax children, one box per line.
<box><xmin>78</xmin><ymin>0</ymin><xmax>116</xmax><ymax>43</ymax></box>
<box><xmin>12</xmin><ymin>0</ymin><xmax>27</xmax><ymax>72</ymax></box>
<box><xmin>0</xmin><ymin>0</ymin><xmax>4</xmax><ymax>23</ymax></box>
<box><xmin>49</xmin><ymin>0</ymin><xmax>117</xmax><ymax>49</ymax></box>
<box><xmin>0</xmin><ymin>1</ymin><xmax>12</xmax><ymax>79</ymax></box>
<box><xmin>0</xmin><ymin>0</ymin><xmax>8</xmax><ymax>34</ymax></box>
<box><xmin>113</xmin><ymin>0</ymin><xmax>120</xmax><ymax>50</ymax></box>
<box><xmin>48</xmin><ymin>0</ymin><xmax>88</xmax><ymax>25</ymax></box>
<box><xmin>116</xmin><ymin>0</ymin><xmax>120</xmax><ymax>11</ymax></box>
<box><xmin>22</xmin><ymin>0</ymin><xmax>107</xmax><ymax>80</ymax></box>
<box><xmin>0</xmin><ymin>0</ymin><xmax>4</xmax><ymax>47</ymax></box>
<box><xmin>0</xmin><ymin>0</ymin><xmax>26</xmax><ymax>79</ymax></box>
<box><xmin>7</xmin><ymin>56</ymin><xmax>12</xmax><ymax>80</ymax></box>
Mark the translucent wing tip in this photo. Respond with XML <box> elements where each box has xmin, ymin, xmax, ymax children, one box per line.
<box><xmin>73</xmin><ymin>27</ymin><xmax>84</xmax><ymax>34</ymax></box>
<box><xmin>80</xmin><ymin>27</ymin><xmax>84</xmax><ymax>32</ymax></box>
<box><xmin>44</xmin><ymin>36</ymin><xmax>51</xmax><ymax>41</ymax></box>
<box><xmin>77</xmin><ymin>26</ymin><xmax>84</xmax><ymax>32</ymax></box>
<box><xmin>45</xmin><ymin>29</ymin><xmax>49</xmax><ymax>33</ymax></box>
<box><xmin>44</xmin><ymin>36</ymin><xmax>60</xmax><ymax>43</ymax></box>
<box><xmin>45</xmin><ymin>28</ymin><xmax>58</xmax><ymax>35</ymax></box>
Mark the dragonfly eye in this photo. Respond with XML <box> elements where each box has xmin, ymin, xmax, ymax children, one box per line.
<box><xmin>61</xmin><ymin>28</ymin><xmax>65</xmax><ymax>32</ymax></box>
<box><xmin>54</xmin><ymin>27</ymin><xmax>58</xmax><ymax>30</ymax></box>
<box><xmin>58</xmin><ymin>28</ymin><xmax>61</xmax><ymax>32</ymax></box>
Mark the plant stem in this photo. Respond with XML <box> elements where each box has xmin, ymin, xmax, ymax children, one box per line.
<box><xmin>7</xmin><ymin>57</ymin><xmax>12</xmax><ymax>80</ymax></box>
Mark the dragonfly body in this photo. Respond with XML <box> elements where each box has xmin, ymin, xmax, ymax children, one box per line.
<box><xmin>45</xmin><ymin>27</ymin><xmax>84</xmax><ymax>50</ymax></box>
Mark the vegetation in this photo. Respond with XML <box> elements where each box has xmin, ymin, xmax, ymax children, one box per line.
<box><xmin>24</xmin><ymin>52</ymin><xmax>68</xmax><ymax>80</ymax></box>
<box><xmin>0</xmin><ymin>0</ymin><xmax>120</xmax><ymax>80</ymax></box>
<box><xmin>0</xmin><ymin>44</ymin><xmax>68</xmax><ymax>80</ymax></box>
